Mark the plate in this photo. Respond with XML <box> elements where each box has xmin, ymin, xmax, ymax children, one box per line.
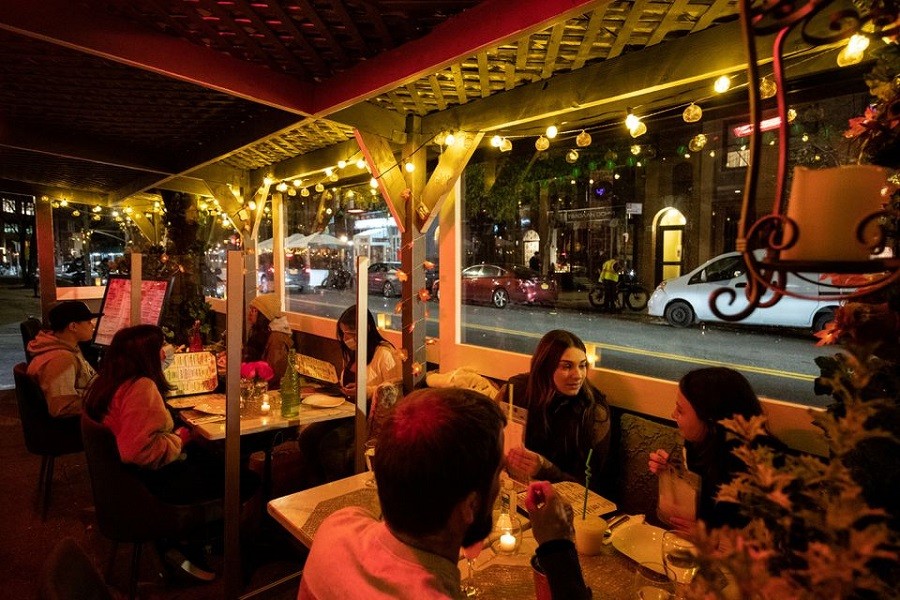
<box><xmin>302</xmin><ymin>393</ymin><xmax>345</xmax><ymax>408</ymax></box>
<box><xmin>192</xmin><ymin>398</ymin><xmax>227</xmax><ymax>415</ymax></box>
<box><xmin>611</xmin><ymin>522</ymin><xmax>666</xmax><ymax>573</ymax></box>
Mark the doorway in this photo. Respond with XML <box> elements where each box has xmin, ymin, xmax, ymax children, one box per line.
<box><xmin>653</xmin><ymin>208</ymin><xmax>686</xmax><ymax>284</ymax></box>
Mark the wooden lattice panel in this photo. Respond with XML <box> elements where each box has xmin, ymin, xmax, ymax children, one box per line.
<box><xmin>89</xmin><ymin>0</ymin><xmax>483</xmax><ymax>81</ymax></box>
<box><xmin>221</xmin><ymin>118</ymin><xmax>355</xmax><ymax>170</ymax></box>
<box><xmin>0</xmin><ymin>147</ymin><xmax>140</xmax><ymax>194</ymax></box>
<box><xmin>368</xmin><ymin>0</ymin><xmax>739</xmax><ymax>116</ymax></box>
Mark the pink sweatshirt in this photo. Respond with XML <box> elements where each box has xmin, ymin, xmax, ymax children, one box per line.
<box><xmin>102</xmin><ymin>377</ymin><xmax>183</xmax><ymax>469</ymax></box>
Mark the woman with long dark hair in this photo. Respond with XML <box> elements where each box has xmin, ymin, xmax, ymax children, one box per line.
<box><xmin>503</xmin><ymin>329</ymin><xmax>611</xmax><ymax>491</ymax></box>
<box><xmin>649</xmin><ymin>367</ymin><xmax>770</xmax><ymax>530</ymax></box>
<box><xmin>244</xmin><ymin>293</ymin><xmax>293</xmax><ymax>386</ymax></box>
<box><xmin>336</xmin><ymin>305</ymin><xmax>402</xmax><ymax>399</ymax></box>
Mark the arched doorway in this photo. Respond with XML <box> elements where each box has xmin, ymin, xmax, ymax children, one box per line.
<box><xmin>653</xmin><ymin>208</ymin><xmax>686</xmax><ymax>284</ymax></box>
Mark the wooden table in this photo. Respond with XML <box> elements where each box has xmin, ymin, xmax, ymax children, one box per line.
<box><xmin>168</xmin><ymin>391</ymin><xmax>355</xmax><ymax>440</ymax></box>
<box><xmin>268</xmin><ymin>473</ymin><xmax>642</xmax><ymax>599</ymax></box>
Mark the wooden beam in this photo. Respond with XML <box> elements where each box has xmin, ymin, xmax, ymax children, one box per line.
<box><xmin>129</xmin><ymin>211</ymin><xmax>157</xmax><ymax>245</ymax></box>
<box><xmin>354</xmin><ymin>130</ymin><xmax>408</xmax><ymax>233</ymax></box>
<box><xmin>208</xmin><ymin>183</ymin><xmax>248</xmax><ymax>234</ymax></box>
<box><xmin>0</xmin><ymin>0</ymin><xmax>314</xmax><ymax>115</ymax></box>
<box><xmin>312</xmin><ymin>0</ymin><xmax>608</xmax><ymax>114</ymax></box>
<box><xmin>418</xmin><ymin>131</ymin><xmax>484</xmax><ymax>233</ymax></box>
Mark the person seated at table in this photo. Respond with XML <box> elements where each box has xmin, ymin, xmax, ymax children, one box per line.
<box><xmin>501</xmin><ymin>329</ymin><xmax>612</xmax><ymax>493</ymax></box>
<box><xmin>83</xmin><ymin>324</ymin><xmax>259</xmax><ymax>581</ymax></box>
<box><xmin>648</xmin><ymin>367</ymin><xmax>779</xmax><ymax>531</ymax></box>
<box><xmin>298</xmin><ymin>388</ymin><xmax>592</xmax><ymax>599</ymax></box>
<box><xmin>27</xmin><ymin>300</ymin><xmax>100</xmax><ymax>417</ymax></box>
<box><xmin>297</xmin><ymin>305</ymin><xmax>403</xmax><ymax>486</ymax></box>
<box><xmin>244</xmin><ymin>293</ymin><xmax>293</xmax><ymax>387</ymax></box>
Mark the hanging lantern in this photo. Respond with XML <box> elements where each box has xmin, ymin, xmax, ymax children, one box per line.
<box><xmin>630</xmin><ymin>144</ymin><xmax>642</xmax><ymax>155</ymax></box>
<box><xmin>682</xmin><ymin>103</ymin><xmax>703</xmax><ymax>123</ymax></box>
<box><xmin>535</xmin><ymin>136</ymin><xmax>550</xmax><ymax>151</ymax></box>
<box><xmin>301</xmin><ymin>187</ymin><xmax>310</xmax><ymax>197</ymax></box>
<box><xmin>688</xmin><ymin>134</ymin><xmax>708</xmax><ymax>152</ymax></box>
<box><xmin>500</xmin><ymin>138</ymin><xmax>513</xmax><ymax>152</ymax></box>
<box><xmin>759</xmin><ymin>76</ymin><xmax>777</xmax><ymax>100</ymax></box>
<box><xmin>315</xmin><ymin>183</ymin><xmax>325</xmax><ymax>192</ymax></box>
<box><xmin>566</xmin><ymin>149</ymin><xmax>579</xmax><ymax>163</ymax></box>
<box><xmin>576</xmin><ymin>130</ymin><xmax>592</xmax><ymax>147</ymax></box>
<box><xmin>630</xmin><ymin>122</ymin><xmax>647</xmax><ymax>138</ymax></box>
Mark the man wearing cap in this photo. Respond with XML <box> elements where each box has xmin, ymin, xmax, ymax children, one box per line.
<box><xmin>27</xmin><ymin>301</ymin><xmax>100</xmax><ymax>417</ymax></box>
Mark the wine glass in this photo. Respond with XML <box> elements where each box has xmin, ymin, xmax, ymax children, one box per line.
<box><xmin>364</xmin><ymin>439</ymin><xmax>377</xmax><ymax>488</ymax></box>
<box><xmin>460</xmin><ymin>540</ymin><xmax>484</xmax><ymax>597</ymax></box>
<box><xmin>661</xmin><ymin>531</ymin><xmax>699</xmax><ymax>599</ymax></box>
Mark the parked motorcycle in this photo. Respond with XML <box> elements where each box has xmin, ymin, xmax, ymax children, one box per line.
<box><xmin>320</xmin><ymin>266</ymin><xmax>353</xmax><ymax>290</ymax></box>
<box><xmin>588</xmin><ymin>269</ymin><xmax>650</xmax><ymax>311</ymax></box>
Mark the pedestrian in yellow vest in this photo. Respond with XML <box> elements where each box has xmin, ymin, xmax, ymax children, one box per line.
<box><xmin>599</xmin><ymin>258</ymin><xmax>622</xmax><ymax>312</ymax></box>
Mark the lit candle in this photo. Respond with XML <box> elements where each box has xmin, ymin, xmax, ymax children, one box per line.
<box><xmin>260</xmin><ymin>394</ymin><xmax>270</xmax><ymax>413</ymax></box>
<box><xmin>499</xmin><ymin>533</ymin><xmax>517</xmax><ymax>552</ymax></box>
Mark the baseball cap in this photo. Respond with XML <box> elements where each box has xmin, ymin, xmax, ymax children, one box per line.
<box><xmin>48</xmin><ymin>301</ymin><xmax>103</xmax><ymax>331</ymax></box>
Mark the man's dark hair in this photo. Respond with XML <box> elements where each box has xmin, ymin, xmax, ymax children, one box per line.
<box><xmin>374</xmin><ymin>387</ymin><xmax>506</xmax><ymax>537</ymax></box>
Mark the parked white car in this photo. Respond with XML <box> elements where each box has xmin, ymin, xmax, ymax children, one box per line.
<box><xmin>647</xmin><ymin>251</ymin><xmax>848</xmax><ymax>332</ymax></box>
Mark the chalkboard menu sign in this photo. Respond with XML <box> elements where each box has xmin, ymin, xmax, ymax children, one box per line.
<box><xmin>93</xmin><ymin>276</ymin><xmax>172</xmax><ymax>347</ymax></box>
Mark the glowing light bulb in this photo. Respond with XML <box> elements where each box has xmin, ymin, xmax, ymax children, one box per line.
<box><xmin>315</xmin><ymin>183</ymin><xmax>325</xmax><ymax>192</ymax></box>
<box><xmin>263</xmin><ymin>176</ymin><xmax>273</xmax><ymax>185</ymax></box>
<box><xmin>535</xmin><ymin>136</ymin><xmax>550</xmax><ymax>151</ymax></box>
<box><xmin>787</xmin><ymin>108</ymin><xmax>797</xmax><ymax>123</ymax></box>
<box><xmin>444</xmin><ymin>132</ymin><xmax>456</xmax><ymax>146</ymax></box>
<box><xmin>837</xmin><ymin>34</ymin><xmax>870</xmax><ymax>67</ymax></box>
<box><xmin>566</xmin><ymin>149</ymin><xmax>579</xmax><ymax>163</ymax></box>
<box><xmin>630</xmin><ymin>144</ymin><xmax>642</xmax><ymax>155</ymax></box>
<box><xmin>356</xmin><ymin>159</ymin><xmax>366</xmax><ymax>169</ymax></box>
<box><xmin>337</xmin><ymin>160</ymin><xmax>347</xmax><ymax>169</ymax></box>
<box><xmin>404</xmin><ymin>161</ymin><xmax>415</xmax><ymax>173</ymax></box>
<box><xmin>72</xmin><ymin>209</ymin><xmax>80</xmax><ymax>217</ymax></box>
<box><xmin>759</xmin><ymin>76</ymin><xmax>777</xmax><ymax>99</ymax></box>
<box><xmin>629</xmin><ymin>122</ymin><xmax>647</xmax><ymax>138</ymax></box>
<box><xmin>714</xmin><ymin>75</ymin><xmax>731</xmax><ymax>93</ymax></box>
<box><xmin>625</xmin><ymin>113</ymin><xmax>640</xmax><ymax>131</ymax></box>
<box><xmin>248</xmin><ymin>200</ymin><xmax>257</xmax><ymax>211</ymax></box>
<box><xmin>293</xmin><ymin>179</ymin><xmax>303</xmax><ymax>187</ymax></box>
<box><xmin>682</xmin><ymin>103</ymin><xmax>702</xmax><ymax>123</ymax></box>
<box><xmin>576</xmin><ymin>130</ymin><xmax>592</xmax><ymax>147</ymax></box>
<box><xmin>688</xmin><ymin>134</ymin><xmax>708</xmax><ymax>152</ymax></box>
<box><xmin>490</xmin><ymin>135</ymin><xmax>502</xmax><ymax>147</ymax></box>
<box><xmin>324</xmin><ymin>168</ymin><xmax>333</xmax><ymax>177</ymax></box>
<box><xmin>545</xmin><ymin>125</ymin><xmax>558</xmax><ymax>139</ymax></box>
<box><xmin>500</xmin><ymin>138</ymin><xmax>513</xmax><ymax>152</ymax></box>
<box><xmin>276</xmin><ymin>182</ymin><xmax>288</xmax><ymax>192</ymax></box>
<box><xmin>370</xmin><ymin>177</ymin><xmax>379</xmax><ymax>188</ymax></box>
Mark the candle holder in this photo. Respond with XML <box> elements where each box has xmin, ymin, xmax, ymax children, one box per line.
<box><xmin>491</xmin><ymin>513</ymin><xmax>522</xmax><ymax>555</ymax></box>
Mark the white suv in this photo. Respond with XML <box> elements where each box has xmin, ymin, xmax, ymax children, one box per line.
<box><xmin>647</xmin><ymin>251</ymin><xmax>846</xmax><ymax>332</ymax></box>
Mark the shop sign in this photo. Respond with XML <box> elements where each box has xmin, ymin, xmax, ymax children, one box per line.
<box><xmin>626</xmin><ymin>203</ymin><xmax>643</xmax><ymax>215</ymax></box>
<box><xmin>558</xmin><ymin>206</ymin><xmax>613</xmax><ymax>223</ymax></box>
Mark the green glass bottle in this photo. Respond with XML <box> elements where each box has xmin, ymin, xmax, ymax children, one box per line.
<box><xmin>280</xmin><ymin>349</ymin><xmax>301</xmax><ymax>418</ymax></box>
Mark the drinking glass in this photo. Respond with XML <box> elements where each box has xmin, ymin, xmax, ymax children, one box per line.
<box><xmin>364</xmin><ymin>439</ymin><xmax>377</xmax><ymax>488</ymax></box>
<box><xmin>633</xmin><ymin>562</ymin><xmax>674</xmax><ymax>600</ymax></box>
<box><xmin>662</xmin><ymin>531</ymin><xmax>699</xmax><ymax>598</ymax></box>
<box><xmin>460</xmin><ymin>540</ymin><xmax>484</xmax><ymax>597</ymax></box>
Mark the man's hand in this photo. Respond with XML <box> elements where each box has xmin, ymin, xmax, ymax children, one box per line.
<box><xmin>506</xmin><ymin>447</ymin><xmax>542</xmax><ymax>480</ymax></box>
<box><xmin>526</xmin><ymin>481</ymin><xmax>574</xmax><ymax>545</ymax></box>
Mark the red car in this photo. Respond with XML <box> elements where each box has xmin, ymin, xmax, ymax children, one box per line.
<box><xmin>433</xmin><ymin>264</ymin><xmax>558</xmax><ymax>308</ymax></box>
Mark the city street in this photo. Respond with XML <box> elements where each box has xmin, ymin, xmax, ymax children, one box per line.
<box><xmin>287</xmin><ymin>287</ymin><xmax>830</xmax><ymax>407</ymax></box>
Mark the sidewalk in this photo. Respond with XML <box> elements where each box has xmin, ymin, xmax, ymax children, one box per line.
<box><xmin>0</xmin><ymin>279</ymin><xmax>41</xmax><ymax>389</ymax></box>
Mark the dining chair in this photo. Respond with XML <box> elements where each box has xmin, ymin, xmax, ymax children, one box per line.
<box><xmin>20</xmin><ymin>316</ymin><xmax>42</xmax><ymax>363</ymax></box>
<box><xmin>39</xmin><ymin>537</ymin><xmax>114</xmax><ymax>600</ymax></box>
<box><xmin>13</xmin><ymin>362</ymin><xmax>83</xmax><ymax>520</ymax></box>
<box><xmin>80</xmin><ymin>415</ymin><xmax>223</xmax><ymax>600</ymax></box>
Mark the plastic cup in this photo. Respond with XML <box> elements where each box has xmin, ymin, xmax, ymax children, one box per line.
<box><xmin>530</xmin><ymin>555</ymin><xmax>552</xmax><ymax>600</ymax></box>
<box><xmin>573</xmin><ymin>516</ymin><xmax>607</xmax><ymax>556</ymax></box>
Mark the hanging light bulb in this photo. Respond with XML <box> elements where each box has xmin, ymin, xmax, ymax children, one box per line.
<box><xmin>630</xmin><ymin>144</ymin><xmax>642</xmax><ymax>155</ymax></box>
<box><xmin>59</xmin><ymin>199</ymin><xmax>69</xmax><ymax>207</ymax></box>
<box><xmin>324</xmin><ymin>168</ymin><xmax>333</xmax><ymax>178</ymax></box>
<box><xmin>787</xmin><ymin>108</ymin><xmax>797</xmax><ymax>123</ymax></box>
<box><xmin>837</xmin><ymin>34</ymin><xmax>870</xmax><ymax>67</ymax></box>
<box><xmin>72</xmin><ymin>209</ymin><xmax>81</xmax><ymax>217</ymax></box>
<box><xmin>490</xmin><ymin>135</ymin><xmax>502</xmax><ymax>147</ymax></box>
<box><xmin>315</xmin><ymin>183</ymin><xmax>325</xmax><ymax>192</ymax></box>
<box><xmin>714</xmin><ymin>75</ymin><xmax>731</xmax><ymax>93</ymax></box>
<box><xmin>263</xmin><ymin>176</ymin><xmax>273</xmax><ymax>185</ymax></box>
<box><xmin>370</xmin><ymin>177</ymin><xmax>379</xmax><ymax>188</ymax></box>
<box><xmin>688</xmin><ymin>134</ymin><xmax>708</xmax><ymax>152</ymax></box>
<box><xmin>682</xmin><ymin>103</ymin><xmax>703</xmax><ymax>123</ymax></box>
<box><xmin>500</xmin><ymin>138</ymin><xmax>513</xmax><ymax>152</ymax></box>
<box><xmin>92</xmin><ymin>214</ymin><xmax>101</xmax><ymax>221</ymax></box>
<box><xmin>625</xmin><ymin>112</ymin><xmax>640</xmax><ymax>131</ymax></box>
<box><xmin>444</xmin><ymin>131</ymin><xmax>456</xmax><ymax>146</ymax></box>
<box><xmin>545</xmin><ymin>125</ymin><xmax>559</xmax><ymax>139</ymax></box>
<box><xmin>404</xmin><ymin>161</ymin><xmax>415</xmax><ymax>173</ymax></box>
<box><xmin>759</xmin><ymin>76</ymin><xmax>777</xmax><ymax>99</ymax></box>
<box><xmin>434</xmin><ymin>131</ymin><xmax>446</xmax><ymax>146</ymax></box>
<box><xmin>535</xmin><ymin>136</ymin><xmax>550</xmax><ymax>151</ymax></box>
<box><xmin>576</xmin><ymin>130</ymin><xmax>592</xmax><ymax>147</ymax></box>
<box><xmin>248</xmin><ymin>200</ymin><xmax>257</xmax><ymax>211</ymax></box>
<box><xmin>355</xmin><ymin>159</ymin><xmax>366</xmax><ymax>169</ymax></box>
<box><xmin>293</xmin><ymin>179</ymin><xmax>303</xmax><ymax>187</ymax></box>
<box><xmin>94</xmin><ymin>205</ymin><xmax>103</xmax><ymax>212</ymax></box>
<box><xmin>287</xmin><ymin>188</ymin><xmax>296</xmax><ymax>196</ymax></box>
<box><xmin>629</xmin><ymin>122</ymin><xmax>647</xmax><ymax>138</ymax></box>
<box><xmin>566</xmin><ymin>149</ymin><xmax>579</xmax><ymax>163</ymax></box>
<box><xmin>276</xmin><ymin>182</ymin><xmax>288</xmax><ymax>192</ymax></box>
<box><xmin>301</xmin><ymin>187</ymin><xmax>310</xmax><ymax>197</ymax></box>
<box><xmin>337</xmin><ymin>160</ymin><xmax>347</xmax><ymax>169</ymax></box>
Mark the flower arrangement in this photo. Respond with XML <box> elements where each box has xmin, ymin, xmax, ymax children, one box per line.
<box><xmin>844</xmin><ymin>42</ymin><xmax>900</xmax><ymax>168</ymax></box>
<box><xmin>686</xmin><ymin>299</ymin><xmax>900</xmax><ymax>598</ymax></box>
<box><xmin>240</xmin><ymin>360</ymin><xmax>275</xmax><ymax>383</ymax></box>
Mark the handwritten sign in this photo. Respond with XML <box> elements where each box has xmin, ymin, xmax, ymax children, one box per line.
<box><xmin>296</xmin><ymin>354</ymin><xmax>339</xmax><ymax>384</ymax></box>
<box><xmin>164</xmin><ymin>351</ymin><xmax>219</xmax><ymax>396</ymax></box>
<box><xmin>94</xmin><ymin>276</ymin><xmax>171</xmax><ymax>346</ymax></box>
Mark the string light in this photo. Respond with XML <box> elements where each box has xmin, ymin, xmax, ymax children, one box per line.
<box><xmin>535</xmin><ymin>136</ymin><xmax>550</xmax><ymax>151</ymax></box>
<box><xmin>404</xmin><ymin>161</ymin><xmax>415</xmax><ymax>173</ymax></box>
<box><xmin>500</xmin><ymin>138</ymin><xmax>513</xmax><ymax>152</ymax></box>
<box><xmin>837</xmin><ymin>34</ymin><xmax>870</xmax><ymax>67</ymax></box>
<box><xmin>566</xmin><ymin>149</ymin><xmax>579</xmax><ymax>163</ymax></box>
<box><xmin>315</xmin><ymin>183</ymin><xmax>325</xmax><ymax>192</ymax></box>
<box><xmin>356</xmin><ymin>159</ymin><xmax>366</xmax><ymax>169</ymax></box>
<box><xmin>490</xmin><ymin>135</ymin><xmax>503</xmax><ymax>147</ymax></box>
<box><xmin>625</xmin><ymin>112</ymin><xmax>640</xmax><ymax>131</ymax></box>
<box><xmin>760</xmin><ymin>76</ymin><xmax>777</xmax><ymax>99</ymax></box>
<box><xmin>545</xmin><ymin>125</ymin><xmax>559</xmax><ymax>139</ymax></box>
<box><xmin>293</xmin><ymin>179</ymin><xmax>303</xmax><ymax>187</ymax></box>
<box><xmin>337</xmin><ymin>160</ymin><xmax>347</xmax><ymax>169</ymax></box>
<box><xmin>444</xmin><ymin>131</ymin><xmax>456</xmax><ymax>146</ymax></box>
<box><xmin>576</xmin><ymin>130</ymin><xmax>592</xmax><ymax>147</ymax></box>
<box><xmin>276</xmin><ymin>182</ymin><xmax>288</xmax><ymax>192</ymax></box>
<box><xmin>714</xmin><ymin>75</ymin><xmax>731</xmax><ymax>93</ymax></box>
<box><xmin>682</xmin><ymin>103</ymin><xmax>703</xmax><ymax>123</ymax></box>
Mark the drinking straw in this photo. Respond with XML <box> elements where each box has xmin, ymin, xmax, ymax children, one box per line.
<box><xmin>508</xmin><ymin>383</ymin><xmax>514</xmax><ymax>422</ymax></box>
<box><xmin>582</xmin><ymin>448</ymin><xmax>593</xmax><ymax>519</ymax></box>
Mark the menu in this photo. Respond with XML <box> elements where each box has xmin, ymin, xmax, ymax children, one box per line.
<box><xmin>296</xmin><ymin>353</ymin><xmax>339</xmax><ymax>384</ymax></box>
<box><xmin>164</xmin><ymin>351</ymin><xmax>219</xmax><ymax>396</ymax></box>
<box><xmin>93</xmin><ymin>276</ymin><xmax>171</xmax><ymax>346</ymax></box>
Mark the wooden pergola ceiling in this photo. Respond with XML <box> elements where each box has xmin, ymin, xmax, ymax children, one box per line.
<box><xmin>0</xmin><ymin>0</ymin><xmax>765</xmax><ymax>206</ymax></box>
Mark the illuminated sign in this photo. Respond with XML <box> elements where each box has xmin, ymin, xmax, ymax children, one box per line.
<box><xmin>732</xmin><ymin>116</ymin><xmax>782</xmax><ymax>137</ymax></box>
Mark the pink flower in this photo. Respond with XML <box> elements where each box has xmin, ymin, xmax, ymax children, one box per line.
<box><xmin>240</xmin><ymin>361</ymin><xmax>275</xmax><ymax>381</ymax></box>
